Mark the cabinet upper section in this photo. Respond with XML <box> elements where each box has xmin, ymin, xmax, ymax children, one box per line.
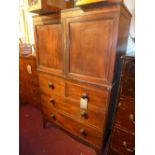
<box><xmin>33</xmin><ymin>4</ymin><xmax>131</xmax><ymax>87</ymax></box>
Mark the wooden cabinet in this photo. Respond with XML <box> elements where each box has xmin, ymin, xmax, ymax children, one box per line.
<box><xmin>28</xmin><ymin>0</ymin><xmax>74</xmax><ymax>14</ymax></box>
<box><xmin>33</xmin><ymin>3</ymin><xmax>131</xmax><ymax>154</ymax></box>
<box><xmin>108</xmin><ymin>54</ymin><xmax>135</xmax><ymax>155</ymax></box>
<box><xmin>19</xmin><ymin>55</ymin><xmax>40</xmax><ymax>107</ymax></box>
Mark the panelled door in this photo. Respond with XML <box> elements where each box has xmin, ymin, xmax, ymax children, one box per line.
<box><xmin>66</xmin><ymin>13</ymin><xmax>118</xmax><ymax>85</ymax></box>
<box><xmin>35</xmin><ymin>19</ymin><xmax>65</xmax><ymax>76</ymax></box>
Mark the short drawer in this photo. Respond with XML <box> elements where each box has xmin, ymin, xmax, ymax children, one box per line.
<box><xmin>41</xmin><ymin>94</ymin><xmax>106</xmax><ymax>129</ymax></box>
<box><xmin>42</xmin><ymin>107</ymin><xmax>103</xmax><ymax>147</ymax></box>
<box><xmin>111</xmin><ymin>127</ymin><xmax>135</xmax><ymax>155</ymax></box>
<box><xmin>121</xmin><ymin>78</ymin><xmax>135</xmax><ymax>98</ymax></box>
<box><xmin>115</xmin><ymin>99</ymin><xmax>135</xmax><ymax>133</ymax></box>
<box><xmin>38</xmin><ymin>73</ymin><xmax>65</xmax><ymax>97</ymax></box>
<box><xmin>66</xmin><ymin>82</ymin><xmax>109</xmax><ymax>109</ymax></box>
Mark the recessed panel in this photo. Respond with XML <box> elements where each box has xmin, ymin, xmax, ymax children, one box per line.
<box><xmin>69</xmin><ymin>19</ymin><xmax>113</xmax><ymax>82</ymax></box>
<box><xmin>37</xmin><ymin>23</ymin><xmax>64</xmax><ymax>72</ymax></box>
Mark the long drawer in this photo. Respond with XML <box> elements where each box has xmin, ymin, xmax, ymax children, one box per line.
<box><xmin>41</xmin><ymin>106</ymin><xmax>103</xmax><ymax>147</ymax></box>
<box><xmin>38</xmin><ymin>73</ymin><xmax>65</xmax><ymax>97</ymax></box>
<box><xmin>111</xmin><ymin>127</ymin><xmax>135</xmax><ymax>155</ymax></box>
<box><xmin>115</xmin><ymin>98</ymin><xmax>135</xmax><ymax>133</ymax></box>
<box><xmin>41</xmin><ymin>94</ymin><xmax>106</xmax><ymax>129</ymax></box>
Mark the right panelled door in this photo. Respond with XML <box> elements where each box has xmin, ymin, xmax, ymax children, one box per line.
<box><xmin>66</xmin><ymin>13</ymin><xmax>118</xmax><ymax>85</ymax></box>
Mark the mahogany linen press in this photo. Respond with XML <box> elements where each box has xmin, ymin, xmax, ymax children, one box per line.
<box><xmin>32</xmin><ymin>1</ymin><xmax>131</xmax><ymax>154</ymax></box>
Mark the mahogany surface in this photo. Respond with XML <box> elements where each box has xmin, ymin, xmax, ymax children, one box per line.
<box><xmin>33</xmin><ymin>3</ymin><xmax>131</xmax><ymax>154</ymax></box>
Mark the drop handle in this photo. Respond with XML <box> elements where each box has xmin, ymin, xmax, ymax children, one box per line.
<box><xmin>81</xmin><ymin>93</ymin><xmax>88</xmax><ymax>99</ymax></box>
<box><xmin>123</xmin><ymin>141</ymin><xmax>135</xmax><ymax>152</ymax></box>
<box><xmin>48</xmin><ymin>82</ymin><xmax>54</xmax><ymax>89</ymax></box>
<box><xmin>129</xmin><ymin>114</ymin><xmax>135</xmax><ymax>124</ymax></box>
<box><xmin>51</xmin><ymin>114</ymin><xmax>56</xmax><ymax>120</ymax></box>
<box><xmin>80</xmin><ymin>111</ymin><xmax>87</xmax><ymax>118</ymax></box>
<box><xmin>49</xmin><ymin>98</ymin><xmax>55</xmax><ymax>104</ymax></box>
<box><xmin>80</xmin><ymin>128</ymin><xmax>86</xmax><ymax>136</ymax></box>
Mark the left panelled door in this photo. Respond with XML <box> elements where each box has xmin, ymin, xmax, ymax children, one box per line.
<box><xmin>35</xmin><ymin>20</ymin><xmax>65</xmax><ymax>76</ymax></box>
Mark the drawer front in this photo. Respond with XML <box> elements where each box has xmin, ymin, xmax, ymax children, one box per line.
<box><xmin>121</xmin><ymin>78</ymin><xmax>135</xmax><ymax>98</ymax></box>
<box><xmin>42</xmin><ymin>106</ymin><xmax>103</xmax><ymax>147</ymax></box>
<box><xmin>38</xmin><ymin>73</ymin><xmax>65</xmax><ymax>97</ymax></box>
<box><xmin>115</xmin><ymin>99</ymin><xmax>135</xmax><ymax>133</ymax></box>
<box><xmin>41</xmin><ymin>94</ymin><xmax>105</xmax><ymax>129</ymax></box>
<box><xmin>122</xmin><ymin>59</ymin><xmax>135</xmax><ymax>78</ymax></box>
<box><xmin>111</xmin><ymin>127</ymin><xmax>135</xmax><ymax>155</ymax></box>
<box><xmin>66</xmin><ymin>82</ymin><xmax>109</xmax><ymax>109</ymax></box>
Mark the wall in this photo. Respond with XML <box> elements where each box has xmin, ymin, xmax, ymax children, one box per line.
<box><xmin>124</xmin><ymin>0</ymin><xmax>135</xmax><ymax>38</ymax></box>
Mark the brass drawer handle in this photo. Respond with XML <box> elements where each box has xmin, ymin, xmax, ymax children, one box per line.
<box><xmin>123</xmin><ymin>141</ymin><xmax>135</xmax><ymax>152</ymax></box>
<box><xmin>48</xmin><ymin>82</ymin><xmax>54</xmax><ymax>89</ymax></box>
<box><xmin>129</xmin><ymin>114</ymin><xmax>135</xmax><ymax>124</ymax></box>
<box><xmin>80</xmin><ymin>111</ymin><xmax>87</xmax><ymax>118</ymax></box>
<box><xmin>80</xmin><ymin>128</ymin><xmax>86</xmax><ymax>136</ymax></box>
<box><xmin>81</xmin><ymin>93</ymin><xmax>88</xmax><ymax>99</ymax></box>
<box><xmin>51</xmin><ymin>114</ymin><xmax>56</xmax><ymax>120</ymax></box>
<box><xmin>49</xmin><ymin>98</ymin><xmax>55</xmax><ymax>104</ymax></box>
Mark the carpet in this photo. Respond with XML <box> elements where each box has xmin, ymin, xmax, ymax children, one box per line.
<box><xmin>19</xmin><ymin>104</ymin><xmax>107</xmax><ymax>155</ymax></box>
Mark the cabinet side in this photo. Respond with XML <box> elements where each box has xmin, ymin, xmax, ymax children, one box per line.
<box><xmin>113</xmin><ymin>4</ymin><xmax>132</xmax><ymax>83</ymax></box>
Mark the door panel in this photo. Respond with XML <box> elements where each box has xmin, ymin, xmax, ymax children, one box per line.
<box><xmin>36</xmin><ymin>22</ymin><xmax>64</xmax><ymax>75</ymax></box>
<box><xmin>67</xmin><ymin>14</ymin><xmax>116</xmax><ymax>85</ymax></box>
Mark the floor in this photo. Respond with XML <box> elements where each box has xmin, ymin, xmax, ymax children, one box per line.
<box><xmin>19</xmin><ymin>104</ymin><xmax>108</xmax><ymax>155</ymax></box>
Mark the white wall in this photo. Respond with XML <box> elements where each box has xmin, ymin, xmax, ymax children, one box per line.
<box><xmin>124</xmin><ymin>0</ymin><xmax>135</xmax><ymax>38</ymax></box>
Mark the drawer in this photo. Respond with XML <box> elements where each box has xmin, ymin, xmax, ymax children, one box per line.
<box><xmin>122</xmin><ymin>59</ymin><xmax>135</xmax><ymax>78</ymax></box>
<box><xmin>121</xmin><ymin>78</ymin><xmax>135</xmax><ymax>98</ymax></box>
<box><xmin>38</xmin><ymin>73</ymin><xmax>65</xmax><ymax>97</ymax></box>
<box><xmin>41</xmin><ymin>94</ymin><xmax>106</xmax><ymax>129</ymax></box>
<box><xmin>42</xmin><ymin>107</ymin><xmax>103</xmax><ymax>147</ymax></box>
<box><xmin>115</xmin><ymin>99</ymin><xmax>135</xmax><ymax>133</ymax></box>
<box><xmin>111</xmin><ymin>127</ymin><xmax>135</xmax><ymax>155</ymax></box>
<box><xmin>66</xmin><ymin>82</ymin><xmax>109</xmax><ymax>109</ymax></box>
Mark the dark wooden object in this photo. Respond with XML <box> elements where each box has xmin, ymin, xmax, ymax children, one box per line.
<box><xmin>19</xmin><ymin>55</ymin><xmax>40</xmax><ymax>107</ymax></box>
<box><xmin>33</xmin><ymin>3</ymin><xmax>131</xmax><ymax>155</ymax></box>
<box><xmin>108</xmin><ymin>54</ymin><xmax>135</xmax><ymax>155</ymax></box>
<box><xmin>28</xmin><ymin>0</ymin><xmax>74</xmax><ymax>14</ymax></box>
